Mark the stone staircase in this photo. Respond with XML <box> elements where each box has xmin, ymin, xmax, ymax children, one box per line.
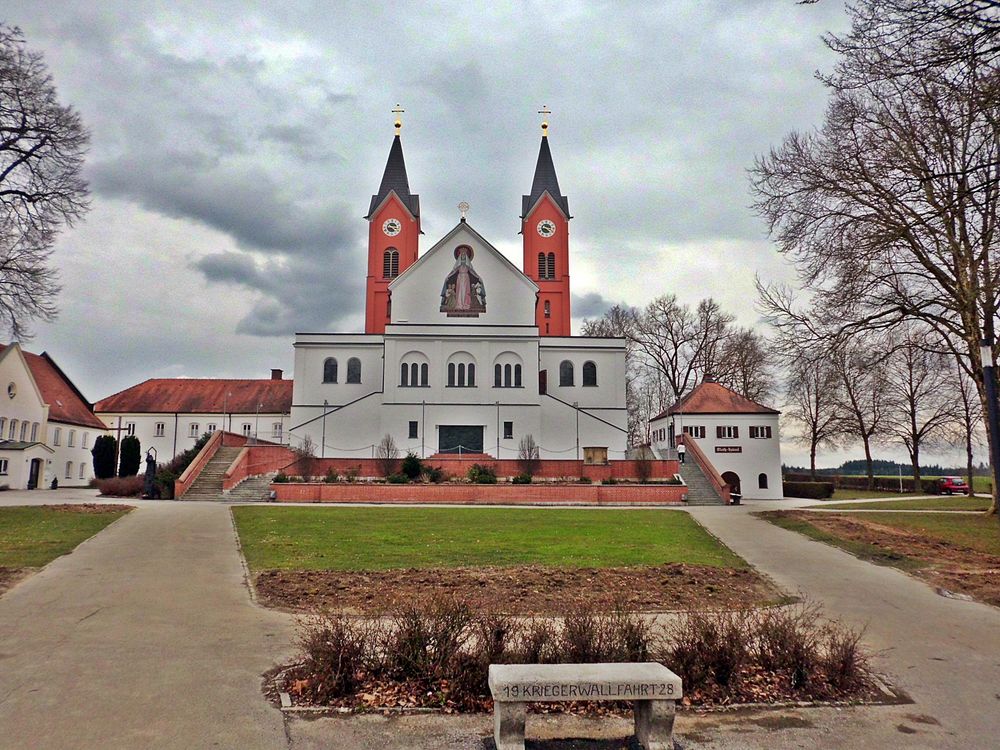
<box><xmin>678</xmin><ymin>460</ymin><xmax>726</xmax><ymax>505</ymax></box>
<box><xmin>181</xmin><ymin>446</ymin><xmax>243</xmax><ymax>501</ymax></box>
<box><xmin>224</xmin><ymin>474</ymin><xmax>275</xmax><ymax>502</ymax></box>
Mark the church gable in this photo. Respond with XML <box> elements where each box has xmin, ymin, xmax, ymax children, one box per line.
<box><xmin>388</xmin><ymin>222</ymin><xmax>538</xmax><ymax>327</ymax></box>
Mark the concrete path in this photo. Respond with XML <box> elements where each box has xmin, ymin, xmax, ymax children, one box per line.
<box><xmin>685</xmin><ymin>501</ymin><xmax>1000</xmax><ymax>748</ymax></box>
<box><xmin>0</xmin><ymin>494</ymin><xmax>295</xmax><ymax>749</ymax></box>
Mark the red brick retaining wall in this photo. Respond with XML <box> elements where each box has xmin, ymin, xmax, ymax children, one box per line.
<box><xmin>223</xmin><ymin>446</ymin><xmax>680</xmax><ymax>488</ymax></box>
<box><xmin>270</xmin><ymin>482</ymin><xmax>687</xmax><ymax>505</ymax></box>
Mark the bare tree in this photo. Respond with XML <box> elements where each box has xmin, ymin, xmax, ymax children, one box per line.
<box><xmin>516</xmin><ymin>434</ymin><xmax>540</xmax><ymax>477</ymax></box>
<box><xmin>752</xmin><ymin>0</ymin><xmax>1000</xmax><ymax>509</ymax></box>
<box><xmin>375</xmin><ymin>434</ymin><xmax>399</xmax><ymax>478</ymax></box>
<box><xmin>948</xmin><ymin>360</ymin><xmax>984</xmax><ymax>493</ymax></box>
<box><xmin>785</xmin><ymin>356</ymin><xmax>844</xmax><ymax>479</ymax></box>
<box><xmin>831</xmin><ymin>341</ymin><xmax>888</xmax><ymax>489</ymax></box>
<box><xmin>882</xmin><ymin>331</ymin><xmax>952</xmax><ymax>483</ymax></box>
<box><xmin>0</xmin><ymin>25</ymin><xmax>89</xmax><ymax>339</ymax></box>
<box><xmin>292</xmin><ymin>434</ymin><xmax>317</xmax><ymax>480</ymax></box>
<box><xmin>716</xmin><ymin>327</ymin><xmax>775</xmax><ymax>403</ymax></box>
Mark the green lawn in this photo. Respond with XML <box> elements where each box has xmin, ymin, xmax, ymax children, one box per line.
<box><xmin>873</xmin><ymin>474</ymin><xmax>992</xmax><ymax>493</ymax></box>
<box><xmin>232</xmin><ymin>506</ymin><xmax>746</xmax><ymax>571</ymax></box>
<box><xmin>827</xmin><ymin>489</ymin><xmax>921</xmax><ymax>500</ymax></box>
<box><xmin>822</xmin><ymin>496</ymin><xmax>991</xmax><ymax>512</ymax></box>
<box><xmin>0</xmin><ymin>505</ymin><xmax>131</xmax><ymax>568</ymax></box>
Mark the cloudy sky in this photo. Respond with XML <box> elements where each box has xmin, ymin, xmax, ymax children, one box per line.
<box><xmin>9</xmin><ymin>0</ymin><xmax>960</xmax><ymax>468</ymax></box>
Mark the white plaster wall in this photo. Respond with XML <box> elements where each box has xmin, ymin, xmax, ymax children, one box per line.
<box><xmin>97</xmin><ymin>412</ymin><xmax>291</xmax><ymax>460</ymax></box>
<box><xmin>389</xmin><ymin>224</ymin><xmax>537</xmax><ymax>327</ymax></box>
<box><xmin>48</xmin><ymin>423</ymin><xmax>102</xmax><ymax>486</ymax></box>
<box><xmin>651</xmin><ymin>412</ymin><xmax>783</xmax><ymax>500</ymax></box>
<box><xmin>0</xmin><ymin>350</ymin><xmax>48</xmax><ymax>443</ymax></box>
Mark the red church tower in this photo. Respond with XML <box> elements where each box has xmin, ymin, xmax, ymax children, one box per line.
<box><xmin>365</xmin><ymin>112</ymin><xmax>420</xmax><ymax>334</ymax></box>
<box><xmin>522</xmin><ymin>116</ymin><xmax>571</xmax><ymax>336</ymax></box>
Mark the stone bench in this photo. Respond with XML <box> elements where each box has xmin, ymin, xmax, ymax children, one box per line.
<box><xmin>487</xmin><ymin>662</ymin><xmax>682</xmax><ymax>750</ymax></box>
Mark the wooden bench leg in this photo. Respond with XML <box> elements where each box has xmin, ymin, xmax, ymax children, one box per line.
<box><xmin>494</xmin><ymin>701</ymin><xmax>526</xmax><ymax>750</ymax></box>
<box><xmin>634</xmin><ymin>699</ymin><xmax>675</xmax><ymax>750</ymax></box>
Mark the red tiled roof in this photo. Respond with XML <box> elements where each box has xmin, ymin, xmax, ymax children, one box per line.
<box><xmin>94</xmin><ymin>378</ymin><xmax>293</xmax><ymax>415</ymax></box>
<box><xmin>650</xmin><ymin>380</ymin><xmax>779</xmax><ymax>422</ymax></box>
<box><xmin>0</xmin><ymin>344</ymin><xmax>107</xmax><ymax>430</ymax></box>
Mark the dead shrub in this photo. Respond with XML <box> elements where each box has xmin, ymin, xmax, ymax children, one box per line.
<box><xmin>384</xmin><ymin>597</ymin><xmax>473</xmax><ymax>679</ymax></box>
<box><xmin>511</xmin><ymin>618</ymin><xmax>559</xmax><ymax>664</ymax></box>
<box><xmin>666</xmin><ymin>610</ymin><xmax>750</xmax><ymax>690</ymax></box>
<box><xmin>819</xmin><ymin>626</ymin><xmax>871</xmax><ymax>695</ymax></box>
<box><xmin>754</xmin><ymin>604</ymin><xmax>820</xmax><ymax>689</ymax></box>
<box><xmin>293</xmin><ymin>615</ymin><xmax>372</xmax><ymax>703</ymax></box>
<box><xmin>604</xmin><ymin>604</ymin><xmax>653</xmax><ymax>662</ymax></box>
<box><xmin>560</xmin><ymin>604</ymin><xmax>605</xmax><ymax>662</ymax></box>
<box><xmin>95</xmin><ymin>475</ymin><xmax>144</xmax><ymax>497</ymax></box>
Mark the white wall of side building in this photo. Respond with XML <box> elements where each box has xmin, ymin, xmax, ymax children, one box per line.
<box><xmin>97</xmin><ymin>412</ymin><xmax>291</xmax><ymax>460</ymax></box>
<box><xmin>47</xmin><ymin>422</ymin><xmax>101</xmax><ymax>486</ymax></box>
<box><xmin>650</xmin><ymin>412</ymin><xmax>783</xmax><ymax>500</ymax></box>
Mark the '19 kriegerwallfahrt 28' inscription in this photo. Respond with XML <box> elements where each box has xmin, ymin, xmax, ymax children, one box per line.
<box><xmin>500</xmin><ymin>682</ymin><xmax>674</xmax><ymax>700</ymax></box>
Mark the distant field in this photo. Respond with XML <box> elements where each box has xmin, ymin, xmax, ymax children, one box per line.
<box><xmin>232</xmin><ymin>506</ymin><xmax>746</xmax><ymax>571</ymax></box>
<box><xmin>822</xmin><ymin>496</ymin><xmax>990</xmax><ymax>512</ymax></box>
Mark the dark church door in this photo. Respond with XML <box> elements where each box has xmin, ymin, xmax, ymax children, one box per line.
<box><xmin>27</xmin><ymin>458</ymin><xmax>41</xmax><ymax>490</ymax></box>
<box><xmin>438</xmin><ymin>425</ymin><xmax>484</xmax><ymax>454</ymax></box>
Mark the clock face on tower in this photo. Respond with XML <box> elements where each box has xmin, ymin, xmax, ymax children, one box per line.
<box><xmin>537</xmin><ymin>219</ymin><xmax>556</xmax><ymax>238</ymax></box>
<box><xmin>382</xmin><ymin>218</ymin><xmax>402</xmax><ymax>236</ymax></box>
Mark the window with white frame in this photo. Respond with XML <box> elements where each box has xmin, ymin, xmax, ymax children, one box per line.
<box><xmin>79</xmin><ymin>462</ymin><xmax>86</xmax><ymax>479</ymax></box>
<box><xmin>125</xmin><ymin>422</ymin><xmax>136</xmax><ymax>436</ymax></box>
<box><xmin>242</xmin><ymin>423</ymin><xmax>252</xmax><ymax>437</ymax></box>
<box><xmin>716</xmin><ymin>425</ymin><xmax>739</xmax><ymax>439</ymax></box>
<box><xmin>749</xmin><ymin>425</ymin><xmax>773</xmax><ymax>439</ymax></box>
<box><xmin>206</xmin><ymin>423</ymin><xmax>217</xmax><ymax>433</ymax></box>
<box><xmin>31</xmin><ymin>422</ymin><xmax>38</xmax><ymax>442</ymax></box>
<box><xmin>65</xmin><ymin>461</ymin><xmax>72</xmax><ymax>479</ymax></box>
<box><xmin>503</xmin><ymin>421</ymin><xmax>513</xmax><ymax>440</ymax></box>
<box><xmin>0</xmin><ymin>458</ymin><xmax>7</xmax><ymax>475</ymax></box>
<box><xmin>189</xmin><ymin>423</ymin><xmax>200</xmax><ymax>438</ymax></box>
<box><xmin>81</xmin><ymin>431</ymin><xmax>88</xmax><ymax>448</ymax></box>
<box><xmin>272</xmin><ymin>423</ymin><xmax>282</xmax><ymax>440</ymax></box>
<box><xmin>683</xmin><ymin>425</ymin><xmax>706</xmax><ymax>439</ymax></box>
<box><xmin>0</xmin><ymin>418</ymin><xmax>6</xmax><ymax>437</ymax></box>
<box><xmin>7</xmin><ymin>419</ymin><xmax>16</xmax><ymax>440</ymax></box>
<box><xmin>68</xmin><ymin>430</ymin><xmax>75</xmax><ymax>447</ymax></box>
<box><xmin>20</xmin><ymin>421</ymin><xmax>28</xmax><ymax>441</ymax></box>
<box><xmin>155</xmin><ymin>422</ymin><xmax>165</xmax><ymax>437</ymax></box>
<box><xmin>53</xmin><ymin>426</ymin><xmax>60</xmax><ymax>445</ymax></box>
<box><xmin>408</xmin><ymin>421</ymin><xmax>418</xmax><ymax>439</ymax></box>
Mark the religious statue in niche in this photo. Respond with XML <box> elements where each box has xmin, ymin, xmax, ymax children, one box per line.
<box><xmin>440</xmin><ymin>245</ymin><xmax>486</xmax><ymax>317</ymax></box>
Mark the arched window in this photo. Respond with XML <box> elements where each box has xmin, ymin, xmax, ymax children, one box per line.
<box><xmin>547</xmin><ymin>252</ymin><xmax>556</xmax><ymax>279</ymax></box>
<box><xmin>559</xmin><ymin>360</ymin><xmax>574</xmax><ymax>387</ymax></box>
<box><xmin>65</xmin><ymin>461</ymin><xmax>73</xmax><ymax>479</ymax></box>
<box><xmin>79</xmin><ymin>462</ymin><xmax>86</xmax><ymax>479</ymax></box>
<box><xmin>9</xmin><ymin>419</ymin><xmax>17</xmax><ymax>440</ymax></box>
<box><xmin>400</xmin><ymin>362</ymin><xmax>409</xmax><ymax>386</ymax></box>
<box><xmin>468</xmin><ymin>363</ymin><xmax>476</xmax><ymax>386</ymax></box>
<box><xmin>538</xmin><ymin>252</ymin><xmax>546</xmax><ymax>278</ymax></box>
<box><xmin>0</xmin><ymin>418</ymin><xmax>5</xmax><ymax>437</ymax></box>
<box><xmin>410</xmin><ymin>362</ymin><xmax>418</xmax><ymax>386</ymax></box>
<box><xmin>582</xmin><ymin>361</ymin><xmax>598</xmax><ymax>387</ymax></box>
<box><xmin>544</xmin><ymin>300</ymin><xmax>551</xmax><ymax>318</ymax></box>
<box><xmin>458</xmin><ymin>363</ymin><xmax>466</xmax><ymax>385</ymax></box>
<box><xmin>504</xmin><ymin>363</ymin><xmax>512</xmax><ymax>387</ymax></box>
<box><xmin>32</xmin><ymin>423</ymin><xmax>39</xmax><ymax>442</ymax></box>
<box><xmin>346</xmin><ymin>357</ymin><xmax>362</xmax><ymax>383</ymax></box>
<box><xmin>447</xmin><ymin>353</ymin><xmax>477</xmax><ymax>387</ymax></box>
<box><xmin>758</xmin><ymin>473</ymin><xmax>768</xmax><ymax>489</ymax></box>
<box><xmin>420</xmin><ymin>363</ymin><xmax>428</xmax><ymax>386</ymax></box>
<box><xmin>514</xmin><ymin>364</ymin><xmax>522</xmax><ymax>387</ymax></box>
<box><xmin>21</xmin><ymin>422</ymin><xmax>29</xmax><ymax>441</ymax></box>
<box><xmin>383</xmin><ymin>248</ymin><xmax>399</xmax><ymax>278</ymax></box>
<box><xmin>448</xmin><ymin>363</ymin><xmax>456</xmax><ymax>387</ymax></box>
<box><xmin>494</xmin><ymin>363</ymin><xmax>502</xmax><ymax>387</ymax></box>
<box><xmin>323</xmin><ymin>358</ymin><xmax>338</xmax><ymax>383</ymax></box>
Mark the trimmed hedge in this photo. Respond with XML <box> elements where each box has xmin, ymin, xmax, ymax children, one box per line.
<box><xmin>782</xmin><ymin>481</ymin><xmax>835</xmax><ymax>499</ymax></box>
<box><xmin>783</xmin><ymin>473</ymin><xmax>977</xmax><ymax>495</ymax></box>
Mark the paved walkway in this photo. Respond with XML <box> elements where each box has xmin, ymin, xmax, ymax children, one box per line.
<box><xmin>0</xmin><ymin>494</ymin><xmax>295</xmax><ymax>749</ymax></box>
<box><xmin>685</xmin><ymin>501</ymin><xmax>1000</xmax><ymax>748</ymax></box>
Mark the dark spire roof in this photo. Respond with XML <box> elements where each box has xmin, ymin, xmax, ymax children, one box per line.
<box><xmin>521</xmin><ymin>135</ymin><xmax>570</xmax><ymax>219</ymax></box>
<box><xmin>367</xmin><ymin>134</ymin><xmax>420</xmax><ymax>219</ymax></box>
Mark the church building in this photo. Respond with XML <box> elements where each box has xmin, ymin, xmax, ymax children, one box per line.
<box><xmin>288</xmin><ymin>117</ymin><xmax>628</xmax><ymax>460</ymax></box>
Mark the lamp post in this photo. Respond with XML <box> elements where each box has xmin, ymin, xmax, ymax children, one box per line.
<box><xmin>574</xmin><ymin>401</ymin><xmax>580</xmax><ymax>461</ymax></box>
<box><xmin>321</xmin><ymin>399</ymin><xmax>328</xmax><ymax>459</ymax></box>
<box><xmin>254</xmin><ymin>402</ymin><xmax>262</xmax><ymax>445</ymax></box>
<box><xmin>221</xmin><ymin>391</ymin><xmax>231</xmax><ymax>446</ymax></box>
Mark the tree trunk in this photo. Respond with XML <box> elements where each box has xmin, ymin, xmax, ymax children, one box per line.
<box><xmin>966</xmin><ymin>427</ymin><xmax>975</xmax><ymax>497</ymax></box>
<box><xmin>810</xmin><ymin>438</ymin><xmax>818</xmax><ymax>481</ymax></box>
<box><xmin>911</xmin><ymin>443</ymin><xmax>921</xmax><ymax>489</ymax></box>
<box><xmin>862</xmin><ymin>436</ymin><xmax>874</xmax><ymax>490</ymax></box>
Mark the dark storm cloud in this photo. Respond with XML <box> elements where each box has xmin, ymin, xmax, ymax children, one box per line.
<box><xmin>572</xmin><ymin>292</ymin><xmax>616</xmax><ymax>319</ymax></box>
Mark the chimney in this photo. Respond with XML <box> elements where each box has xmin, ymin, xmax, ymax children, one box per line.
<box><xmin>270</xmin><ymin>369</ymin><xmax>283</xmax><ymax>380</ymax></box>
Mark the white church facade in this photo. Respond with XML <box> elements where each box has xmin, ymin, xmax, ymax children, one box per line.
<box><xmin>288</xmin><ymin>120</ymin><xmax>628</xmax><ymax>460</ymax></box>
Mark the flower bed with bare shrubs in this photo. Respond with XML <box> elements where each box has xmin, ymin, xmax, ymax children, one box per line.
<box><xmin>279</xmin><ymin>600</ymin><xmax>877</xmax><ymax>713</ymax></box>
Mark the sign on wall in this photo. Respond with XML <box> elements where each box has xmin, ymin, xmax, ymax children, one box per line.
<box><xmin>715</xmin><ymin>446</ymin><xmax>742</xmax><ymax>454</ymax></box>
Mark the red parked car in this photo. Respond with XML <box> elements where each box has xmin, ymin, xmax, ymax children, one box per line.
<box><xmin>937</xmin><ymin>476</ymin><xmax>970</xmax><ymax>495</ymax></box>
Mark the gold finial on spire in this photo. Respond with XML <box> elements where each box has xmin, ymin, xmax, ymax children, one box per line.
<box><xmin>537</xmin><ymin>105</ymin><xmax>551</xmax><ymax>137</ymax></box>
<box><xmin>392</xmin><ymin>103</ymin><xmax>405</xmax><ymax>134</ymax></box>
